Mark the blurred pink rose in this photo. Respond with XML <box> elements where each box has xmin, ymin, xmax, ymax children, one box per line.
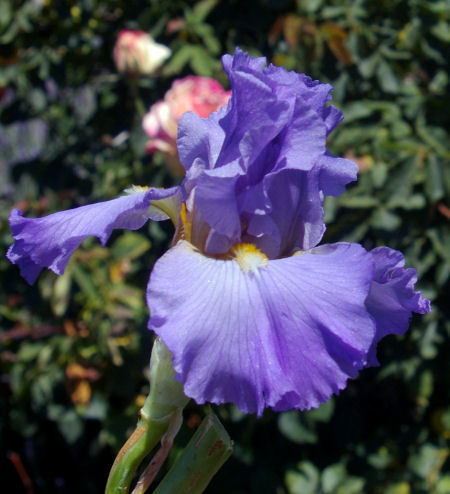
<box><xmin>143</xmin><ymin>76</ymin><xmax>230</xmax><ymax>175</ymax></box>
<box><xmin>113</xmin><ymin>30</ymin><xmax>171</xmax><ymax>76</ymax></box>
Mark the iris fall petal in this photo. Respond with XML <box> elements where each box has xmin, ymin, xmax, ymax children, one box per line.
<box><xmin>7</xmin><ymin>187</ymin><xmax>181</xmax><ymax>284</ymax></box>
<box><xmin>147</xmin><ymin>240</ymin><xmax>377</xmax><ymax>415</ymax></box>
<box><xmin>365</xmin><ymin>247</ymin><xmax>431</xmax><ymax>365</ymax></box>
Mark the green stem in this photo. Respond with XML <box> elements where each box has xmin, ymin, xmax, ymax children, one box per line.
<box><xmin>153</xmin><ymin>413</ymin><xmax>233</xmax><ymax>494</ymax></box>
<box><xmin>105</xmin><ymin>415</ymin><xmax>170</xmax><ymax>494</ymax></box>
<box><xmin>128</xmin><ymin>79</ymin><xmax>147</xmax><ymax>119</ymax></box>
<box><xmin>104</xmin><ymin>339</ymin><xmax>189</xmax><ymax>494</ymax></box>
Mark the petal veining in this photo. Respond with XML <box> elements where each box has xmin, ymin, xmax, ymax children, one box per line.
<box><xmin>147</xmin><ymin>240</ymin><xmax>376</xmax><ymax>415</ymax></box>
<box><xmin>7</xmin><ymin>186</ymin><xmax>181</xmax><ymax>284</ymax></box>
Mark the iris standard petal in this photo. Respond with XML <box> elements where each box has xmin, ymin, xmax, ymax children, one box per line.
<box><xmin>239</xmin><ymin>168</ymin><xmax>326</xmax><ymax>258</ymax></box>
<box><xmin>318</xmin><ymin>154</ymin><xmax>359</xmax><ymax>197</ymax></box>
<box><xmin>7</xmin><ymin>187</ymin><xmax>181</xmax><ymax>284</ymax></box>
<box><xmin>147</xmin><ymin>240</ymin><xmax>376</xmax><ymax>416</ymax></box>
<box><xmin>365</xmin><ymin>247</ymin><xmax>431</xmax><ymax>365</ymax></box>
<box><xmin>263</xmin><ymin>168</ymin><xmax>325</xmax><ymax>255</ymax></box>
<box><xmin>177</xmin><ymin>49</ymin><xmax>357</xmax><ymax>256</ymax></box>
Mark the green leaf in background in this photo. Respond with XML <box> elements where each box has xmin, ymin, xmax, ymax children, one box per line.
<box><xmin>285</xmin><ymin>462</ymin><xmax>320</xmax><ymax>494</ymax></box>
<box><xmin>111</xmin><ymin>231</ymin><xmax>151</xmax><ymax>260</ymax></box>
<box><xmin>425</xmin><ymin>154</ymin><xmax>445</xmax><ymax>202</ymax></box>
<box><xmin>408</xmin><ymin>444</ymin><xmax>448</xmax><ymax>485</ymax></box>
<box><xmin>192</xmin><ymin>0</ymin><xmax>219</xmax><ymax>22</ymax></box>
<box><xmin>376</xmin><ymin>59</ymin><xmax>400</xmax><ymax>93</ymax></box>
<box><xmin>278</xmin><ymin>411</ymin><xmax>317</xmax><ymax>444</ymax></box>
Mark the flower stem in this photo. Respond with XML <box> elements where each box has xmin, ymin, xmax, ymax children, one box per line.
<box><xmin>104</xmin><ymin>339</ymin><xmax>189</xmax><ymax>494</ymax></box>
<box><xmin>152</xmin><ymin>412</ymin><xmax>233</xmax><ymax>494</ymax></box>
<box><xmin>131</xmin><ymin>410</ymin><xmax>183</xmax><ymax>494</ymax></box>
<box><xmin>105</xmin><ymin>415</ymin><xmax>170</xmax><ymax>494</ymax></box>
<box><xmin>128</xmin><ymin>79</ymin><xmax>146</xmax><ymax>119</ymax></box>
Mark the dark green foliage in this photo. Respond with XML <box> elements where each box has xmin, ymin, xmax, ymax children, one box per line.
<box><xmin>0</xmin><ymin>0</ymin><xmax>448</xmax><ymax>493</ymax></box>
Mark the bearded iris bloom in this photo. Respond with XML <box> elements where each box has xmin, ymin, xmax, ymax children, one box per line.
<box><xmin>7</xmin><ymin>49</ymin><xmax>430</xmax><ymax>416</ymax></box>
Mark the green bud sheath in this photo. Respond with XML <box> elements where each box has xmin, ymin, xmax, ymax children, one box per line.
<box><xmin>153</xmin><ymin>413</ymin><xmax>233</xmax><ymax>494</ymax></box>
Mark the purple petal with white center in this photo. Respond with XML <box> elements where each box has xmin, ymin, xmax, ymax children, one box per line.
<box><xmin>365</xmin><ymin>247</ymin><xmax>431</xmax><ymax>365</ymax></box>
<box><xmin>7</xmin><ymin>187</ymin><xmax>181</xmax><ymax>284</ymax></box>
<box><xmin>147</xmin><ymin>240</ymin><xmax>376</xmax><ymax>415</ymax></box>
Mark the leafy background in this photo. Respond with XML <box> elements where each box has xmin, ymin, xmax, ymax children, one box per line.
<box><xmin>0</xmin><ymin>0</ymin><xmax>449</xmax><ymax>492</ymax></box>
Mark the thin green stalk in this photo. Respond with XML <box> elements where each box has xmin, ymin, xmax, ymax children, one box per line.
<box><xmin>128</xmin><ymin>79</ymin><xmax>147</xmax><ymax>119</ymax></box>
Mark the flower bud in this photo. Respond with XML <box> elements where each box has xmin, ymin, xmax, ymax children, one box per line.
<box><xmin>143</xmin><ymin>338</ymin><xmax>189</xmax><ymax>422</ymax></box>
<box><xmin>113</xmin><ymin>30</ymin><xmax>171</xmax><ymax>76</ymax></box>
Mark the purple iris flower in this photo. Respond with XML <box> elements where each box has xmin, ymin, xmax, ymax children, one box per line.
<box><xmin>7</xmin><ymin>49</ymin><xmax>430</xmax><ymax>416</ymax></box>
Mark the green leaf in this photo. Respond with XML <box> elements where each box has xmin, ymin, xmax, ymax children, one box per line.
<box><xmin>384</xmin><ymin>158</ymin><xmax>418</xmax><ymax>200</ymax></box>
<box><xmin>339</xmin><ymin>196</ymin><xmax>379</xmax><ymax>208</ymax></box>
<box><xmin>408</xmin><ymin>443</ymin><xmax>448</xmax><ymax>479</ymax></box>
<box><xmin>112</xmin><ymin>232</ymin><xmax>151</xmax><ymax>260</ymax></box>
<box><xmin>367</xmin><ymin>446</ymin><xmax>394</xmax><ymax>469</ymax></box>
<box><xmin>0</xmin><ymin>0</ymin><xmax>12</xmax><ymax>30</ymax></box>
<box><xmin>421</xmin><ymin>38</ymin><xmax>446</xmax><ymax>64</ymax></box>
<box><xmin>370</xmin><ymin>209</ymin><xmax>401</xmax><ymax>231</ymax></box>
<box><xmin>18</xmin><ymin>342</ymin><xmax>45</xmax><ymax>362</ymax></box>
<box><xmin>321</xmin><ymin>463</ymin><xmax>345</xmax><ymax>493</ymax></box>
<box><xmin>194</xmin><ymin>23</ymin><xmax>221</xmax><ymax>55</ymax></box>
<box><xmin>431</xmin><ymin>21</ymin><xmax>450</xmax><ymax>43</ymax></box>
<box><xmin>371</xmin><ymin>163</ymin><xmax>387</xmax><ymax>187</ymax></box>
<box><xmin>72</xmin><ymin>263</ymin><xmax>99</xmax><ymax>301</ymax></box>
<box><xmin>429</xmin><ymin>70</ymin><xmax>448</xmax><ymax>94</ymax></box>
<box><xmin>278</xmin><ymin>411</ymin><xmax>318</xmax><ymax>444</ymax></box>
<box><xmin>336</xmin><ymin>477</ymin><xmax>364</xmax><ymax>494</ymax></box>
<box><xmin>358</xmin><ymin>53</ymin><xmax>379</xmax><ymax>78</ymax></box>
<box><xmin>386</xmin><ymin>193</ymin><xmax>425</xmax><ymax>210</ymax></box>
<box><xmin>416</xmin><ymin>119</ymin><xmax>449</xmax><ymax>157</ymax></box>
<box><xmin>58</xmin><ymin>409</ymin><xmax>84</xmax><ymax>444</ymax></box>
<box><xmin>162</xmin><ymin>45</ymin><xmax>193</xmax><ymax>76</ymax></box>
<box><xmin>376</xmin><ymin>59</ymin><xmax>400</xmax><ymax>93</ymax></box>
<box><xmin>51</xmin><ymin>268</ymin><xmax>72</xmax><ymax>316</ymax></box>
<box><xmin>321</xmin><ymin>6</ymin><xmax>346</xmax><ymax>19</ymax></box>
<box><xmin>436</xmin><ymin>476</ymin><xmax>450</xmax><ymax>494</ymax></box>
<box><xmin>342</xmin><ymin>101</ymin><xmax>376</xmax><ymax>123</ymax></box>
<box><xmin>189</xmin><ymin>45</ymin><xmax>219</xmax><ymax>76</ymax></box>
<box><xmin>300</xmin><ymin>0</ymin><xmax>323</xmax><ymax>14</ymax></box>
<box><xmin>304</xmin><ymin>398</ymin><xmax>335</xmax><ymax>422</ymax></box>
<box><xmin>285</xmin><ymin>462</ymin><xmax>320</xmax><ymax>494</ymax></box>
<box><xmin>192</xmin><ymin>0</ymin><xmax>219</xmax><ymax>22</ymax></box>
<box><xmin>425</xmin><ymin>154</ymin><xmax>445</xmax><ymax>202</ymax></box>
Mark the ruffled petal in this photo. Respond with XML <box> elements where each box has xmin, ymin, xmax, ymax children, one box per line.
<box><xmin>177</xmin><ymin>106</ymin><xmax>228</xmax><ymax>177</ymax></box>
<box><xmin>147</xmin><ymin>240</ymin><xmax>376</xmax><ymax>415</ymax></box>
<box><xmin>365</xmin><ymin>247</ymin><xmax>431</xmax><ymax>365</ymax></box>
<box><xmin>318</xmin><ymin>154</ymin><xmax>358</xmax><ymax>197</ymax></box>
<box><xmin>177</xmin><ymin>48</ymin><xmax>356</xmax><ymax>256</ymax></box>
<box><xmin>7</xmin><ymin>187</ymin><xmax>181</xmax><ymax>284</ymax></box>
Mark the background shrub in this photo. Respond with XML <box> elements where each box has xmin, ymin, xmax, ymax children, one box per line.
<box><xmin>1</xmin><ymin>1</ymin><xmax>448</xmax><ymax>492</ymax></box>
